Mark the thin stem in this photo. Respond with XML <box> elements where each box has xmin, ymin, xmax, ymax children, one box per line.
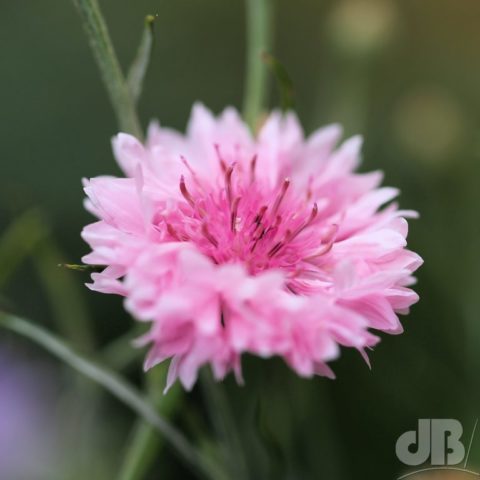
<box><xmin>0</xmin><ymin>313</ymin><xmax>225</xmax><ymax>480</ymax></box>
<box><xmin>200</xmin><ymin>370</ymin><xmax>249</xmax><ymax>480</ymax></box>
<box><xmin>101</xmin><ymin>325</ymin><xmax>145</xmax><ymax>371</ymax></box>
<box><xmin>242</xmin><ymin>0</ymin><xmax>274</xmax><ymax>131</ymax></box>
<box><xmin>118</xmin><ymin>367</ymin><xmax>184</xmax><ymax>480</ymax></box>
<box><xmin>71</xmin><ymin>0</ymin><xmax>143</xmax><ymax>138</ymax></box>
<box><xmin>118</xmin><ymin>419</ymin><xmax>162</xmax><ymax>480</ymax></box>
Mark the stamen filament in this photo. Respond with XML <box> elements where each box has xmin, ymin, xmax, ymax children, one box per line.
<box><xmin>231</xmin><ymin>196</ymin><xmax>241</xmax><ymax>233</ymax></box>
<box><xmin>271</xmin><ymin>178</ymin><xmax>290</xmax><ymax>216</ymax></box>
<box><xmin>214</xmin><ymin>144</ymin><xmax>227</xmax><ymax>172</ymax></box>
<box><xmin>225</xmin><ymin>163</ymin><xmax>236</xmax><ymax>205</ymax></box>
<box><xmin>179</xmin><ymin>175</ymin><xmax>195</xmax><ymax>208</ymax></box>
<box><xmin>201</xmin><ymin>223</ymin><xmax>219</xmax><ymax>247</ymax></box>
<box><xmin>250</xmin><ymin>154</ymin><xmax>258</xmax><ymax>183</ymax></box>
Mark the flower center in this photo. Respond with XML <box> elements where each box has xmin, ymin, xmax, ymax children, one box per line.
<box><xmin>157</xmin><ymin>151</ymin><xmax>338</xmax><ymax>292</ymax></box>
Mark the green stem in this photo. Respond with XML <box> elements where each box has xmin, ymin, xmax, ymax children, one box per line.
<box><xmin>118</xmin><ymin>367</ymin><xmax>184</xmax><ymax>480</ymax></box>
<box><xmin>200</xmin><ymin>370</ymin><xmax>249</xmax><ymax>480</ymax></box>
<box><xmin>242</xmin><ymin>0</ymin><xmax>274</xmax><ymax>131</ymax></box>
<box><xmin>101</xmin><ymin>325</ymin><xmax>145</xmax><ymax>371</ymax></box>
<box><xmin>0</xmin><ymin>313</ymin><xmax>224</xmax><ymax>480</ymax></box>
<box><xmin>119</xmin><ymin>421</ymin><xmax>160</xmax><ymax>480</ymax></box>
<box><xmin>71</xmin><ymin>0</ymin><xmax>143</xmax><ymax>138</ymax></box>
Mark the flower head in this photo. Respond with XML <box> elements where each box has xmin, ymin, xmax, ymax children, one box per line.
<box><xmin>82</xmin><ymin>104</ymin><xmax>422</xmax><ymax>391</ymax></box>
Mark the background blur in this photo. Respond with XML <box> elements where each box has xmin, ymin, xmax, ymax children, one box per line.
<box><xmin>1</xmin><ymin>0</ymin><xmax>480</xmax><ymax>479</ymax></box>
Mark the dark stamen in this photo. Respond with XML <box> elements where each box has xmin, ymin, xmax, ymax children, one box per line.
<box><xmin>286</xmin><ymin>283</ymin><xmax>299</xmax><ymax>295</ymax></box>
<box><xmin>231</xmin><ymin>196</ymin><xmax>241</xmax><ymax>233</ymax></box>
<box><xmin>271</xmin><ymin>178</ymin><xmax>290</xmax><ymax>216</ymax></box>
<box><xmin>250</xmin><ymin>154</ymin><xmax>258</xmax><ymax>183</ymax></box>
<box><xmin>287</xmin><ymin>203</ymin><xmax>319</xmax><ymax>242</ymax></box>
<box><xmin>268</xmin><ymin>241</ymin><xmax>284</xmax><ymax>257</ymax></box>
<box><xmin>214</xmin><ymin>144</ymin><xmax>227</xmax><ymax>172</ymax></box>
<box><xmin>250</xmin><ymin>236</ymin><xmax>262</xmax><ymax>253</ymax></box>
<box><xmin>252</xmin><ymin>205</ymin><xmax>268</xmax><ymax>228</ymax></box>
<box><xmin>179</xmin><ymin>176</ymin><xmax>195</xmax><ymax>207</ymax></box>
<box><xmin>166</xmin><ymin>222</ymin><xmax>180</xmax><ymax>241</ymax></box>
<box><xmin>302</xmin><ymin>224</ymin><xmax>338</xmax><ymax>261</ymax></box>
<box><xmin>201</xmin><ymin>223</ymin><xmax>219</xmax><ymax>247</ymax></box>
<box><xmin>306</xmin><ymin>176</ymin><xmax>314</xmax><ymax>202</ymax></box>
<box><xmin>180</xmin><ymin>156</ymin><xmax>204</xmax><ymax>191</ymax></box>
<box><xmin>268</xmin><ymin>227</ymin><xmax>291</xmax><ymax>257</ymax></box>
<box><xmin>225</xmin><ymin>163</ymin><xmax>236</xmax><ymax>205</ymax></box>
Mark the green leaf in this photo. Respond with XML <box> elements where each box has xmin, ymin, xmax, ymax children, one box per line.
<box><xmin>0</xmin><ymin>312</ymin><xmax>225</xmax><ymax>480</ymax></box>
<box><xmin>242</xmin><ymin>0</ymin><xmax>274</xmax><ymax>131</ymax></box>
<box><xmin>59</xmin><ymin>263</ymin><xmax>104</xmax><ymax>273</ymax></box>
<box><xmin>127</xmin><ymin>15</ymin><xmax>157</xmax><ymax>104</ymax></box>
<box><xmin>262</xmin><ymin>52</ymin><xmax>295</xmax><ymax>112</ymax></box>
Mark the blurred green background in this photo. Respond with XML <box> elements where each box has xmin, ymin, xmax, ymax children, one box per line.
<box><xmin>1</xmin><ymin>0</ymin><xmax>480</xmax><ymax>479</ymax></box>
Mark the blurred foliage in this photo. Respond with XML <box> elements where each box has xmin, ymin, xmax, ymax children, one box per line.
<box><xmin>1</xmin><ymin>0</ymin><xmax>480</xmax><ymax>479</ymax></box>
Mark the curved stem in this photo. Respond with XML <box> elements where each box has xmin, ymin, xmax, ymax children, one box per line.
<box><xmin>200</xmin><ymin>370</ymin><xmax>249</xmax><ymax>480</ymax></box>
<box><xmin>118</xmin><ymin>419</ymin><xmax>162</xmax><ymax>480</ymax></box>
<box><xmin>71</xmin><ymin>0</ymin><xmax>143</xmax><ymax>138</ymax></box>
<box><xmin>101</xmin><ymin>325</ymin><xmax>145</xmax><ymax>371</ymax></box>
<box><xmin>0</xmin><ymin>313</ymin><xmax>225</xmax><ymax>480</ymax></box>
<box><xmin>118</xmin><ymin>367</ymin><xmax>184</xmax><ymax>480</ymax></box>
<box><xmin>242</xmin><ymin>0</ymin><xmax>274</xmax><ymax>131</ymax></box>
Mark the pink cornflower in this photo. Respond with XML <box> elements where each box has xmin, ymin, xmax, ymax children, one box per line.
<box><xmin>82</xmin><ymin>104</ymin><xmax>422</xmax><ymax>391</ymax></box>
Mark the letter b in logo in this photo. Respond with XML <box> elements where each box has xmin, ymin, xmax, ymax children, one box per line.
<box><xmin>396</xmin><ymin>419</ymin><xmax>465</xmax><ymax>466</ymax></box>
